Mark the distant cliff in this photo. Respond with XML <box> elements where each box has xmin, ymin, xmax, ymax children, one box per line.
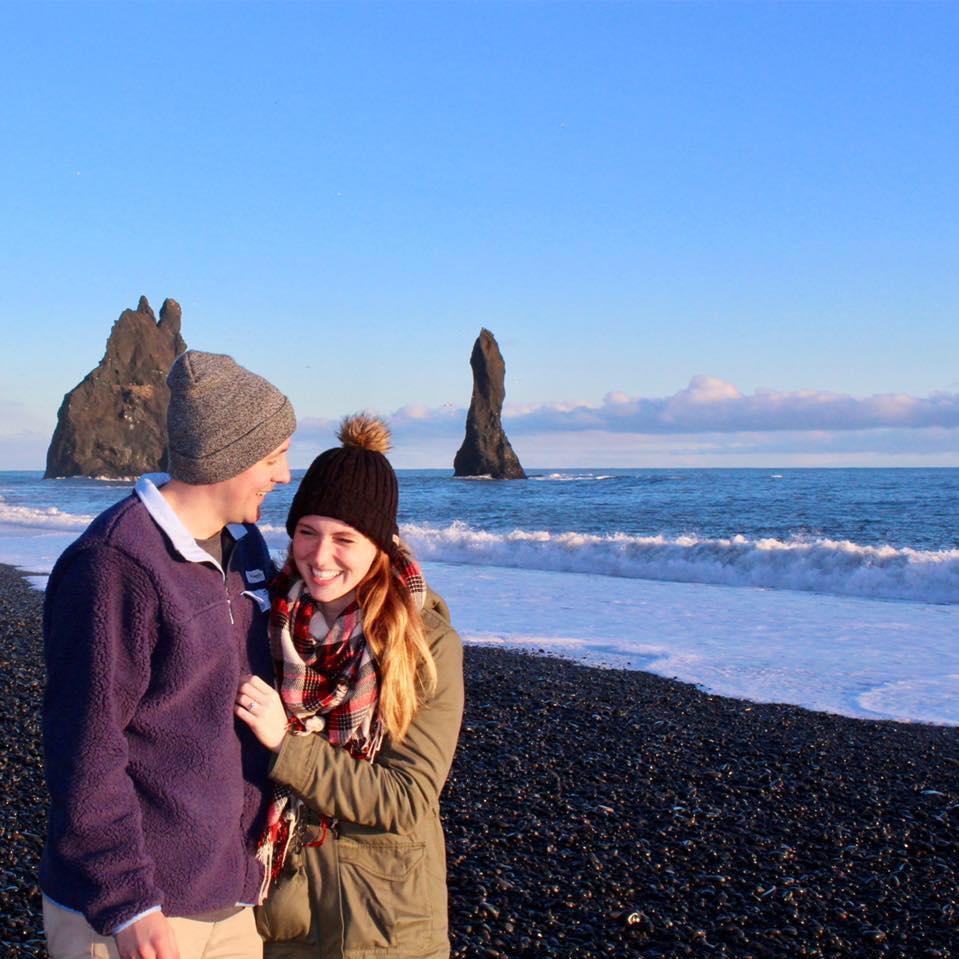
<box><xmin>453</xmin><ymin>328</ymin><xmax>526</xmax><ymax>480</ymax></box>
<box><xmin>44</xmin><ymin>296</ymin><xmax>187</xmax><ymax>478</ymax></box>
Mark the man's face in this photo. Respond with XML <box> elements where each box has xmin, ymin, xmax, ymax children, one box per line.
<box><xmin>217</xmin><ymin>439</ymin><xmax>293</xmax><ymax>524</ymax></box>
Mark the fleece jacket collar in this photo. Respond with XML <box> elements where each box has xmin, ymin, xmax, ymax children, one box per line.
<box><xmin>135</xmin><ymin>473</ymin><xmax>248</xmax><ymax>573</ymax></box>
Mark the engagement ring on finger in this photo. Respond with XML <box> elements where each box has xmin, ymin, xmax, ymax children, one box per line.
<box><xmin>247</xmin><ymin>700</ymin><xmax>256</xmax><ymax>712</ymax></box>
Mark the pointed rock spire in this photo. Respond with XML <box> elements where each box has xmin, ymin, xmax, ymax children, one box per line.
<box><xmin>454</xmin><ymin>328</ymin><xmax>526</xmax><ymax>480</ymax></box>
<box><xmin>44</xmin><ymin>295</ymin><xmax>187</xmax><ymax>478</ymax></box>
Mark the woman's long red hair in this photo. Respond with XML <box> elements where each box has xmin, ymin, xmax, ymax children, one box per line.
<box><xmin>356</xmin><ymin>551</ymin><xmax>437</xmax><ymax>743</ymax></box>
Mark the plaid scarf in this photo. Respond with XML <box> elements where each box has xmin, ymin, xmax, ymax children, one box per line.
<box><xmin>255</xmin><ymin>549</ymin><xmax>427</xmax><ymax>901</ymax></box>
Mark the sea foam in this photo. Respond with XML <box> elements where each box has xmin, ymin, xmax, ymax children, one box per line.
<box><xmin>5</xmin><ymin>494</ymin><xmax>958</xmax><ymax>605</ymax></box>
<box><xmin>401</xmin><ymin>522</ymin><xmax>959</xmax><ymax>604</ymax></box>
<box><xmin>529</xmin><ymin>473</ymin><xmax>617</xmax><ymax>482</ymax></box>
<box><xmin>0</xmin><ymin>497</ymin><xmax>93</xmax><ymax>531</ymax></box>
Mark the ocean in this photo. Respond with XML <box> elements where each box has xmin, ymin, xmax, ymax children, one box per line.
<box><xmin>2</xmin><ymin>468</ymin><xmax>957</xmax><ymax>726</ymax></box>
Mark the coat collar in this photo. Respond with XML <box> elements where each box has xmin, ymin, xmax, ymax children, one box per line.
<box><xmin>135</xmin><ymin>473</ymin><xmax>248</xmax><ymax>571</ymax></box>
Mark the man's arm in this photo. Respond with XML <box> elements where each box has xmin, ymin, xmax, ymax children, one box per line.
<box><xmin>42</xmin><ymin>545</ymin><xmax>167</xmax><ymax>937</ymax></box>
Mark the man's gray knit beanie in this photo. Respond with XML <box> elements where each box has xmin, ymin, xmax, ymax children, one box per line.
<box><xmin>166</xmin><ymin>350</ymin><xmax>296</xmax><ymax>484</ymax></box>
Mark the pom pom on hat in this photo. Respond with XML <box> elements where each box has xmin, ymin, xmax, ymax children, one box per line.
<box><xmin>337</xmin><ymin>413</ymin><xmax>392</xmax><ymax>454</ymax></box>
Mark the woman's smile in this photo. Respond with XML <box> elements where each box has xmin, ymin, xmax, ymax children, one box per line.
<box><xmin>308</xmin><ymin>567</ymin><xmax>342</xmax><ymax>583</ymax></box>
<box><xmin>292</xmin><ymin>515</ymin><xmax>379</xmax><ymax>616</ymax></box>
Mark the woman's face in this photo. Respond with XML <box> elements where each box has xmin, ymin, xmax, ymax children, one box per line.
<box><xmin>291</xmin><ymin>515</ymin><xmax>379</xmax><ymax>616</ymax></box>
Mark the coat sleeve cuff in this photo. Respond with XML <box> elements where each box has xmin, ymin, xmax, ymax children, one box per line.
<box><xmin>112</xmin><ymin>905</ymin><xmax>162</xmax><ymax>935</ymax></box>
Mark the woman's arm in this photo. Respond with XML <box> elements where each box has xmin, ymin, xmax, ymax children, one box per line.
<box><xmin>279</xmin><ymin>618</ymin><xmax>463</xmax><ymax>834</ymax></box>
<box><xmin>237</xmin><ymin>609</ymin><xmax>465</xmax><ymax>836</ymax></box>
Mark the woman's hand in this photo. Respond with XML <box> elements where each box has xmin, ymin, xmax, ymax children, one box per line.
<box><xmin>235</xmin><ymin>675</ymin><xmax>288</xmax><ymax>753</ymax></box>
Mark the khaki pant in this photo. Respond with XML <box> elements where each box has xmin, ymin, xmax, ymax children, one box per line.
<box><xmin>43</xmin><ymin>896</ymin><xmax>263</xmax><ymax>959</ymax></box>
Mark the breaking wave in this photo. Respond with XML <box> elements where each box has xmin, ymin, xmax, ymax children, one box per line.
<box><xmin>401</xmin><ymin>522</ymin><xmax>959</xmax><ymax>604</ymax></box>
<box><xmin>0</xmin><ymin>497</ymin><xmax>93</xmax><ymax>530</ymax></box>
<box><xmin>6</xmin><ymin>493</ymin><xmax>956</xmax><ymax>605</ymax></box>
<box><xmin>529</xmin><ymin>473</ymin><xmax>617</xmax><ymax>482</ymax></box>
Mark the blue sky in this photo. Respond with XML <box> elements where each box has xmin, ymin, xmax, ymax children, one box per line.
<box><xmin>1</xmin><ymin>1</ymin><xmax>957</xmax><ymax>469</ymax></box>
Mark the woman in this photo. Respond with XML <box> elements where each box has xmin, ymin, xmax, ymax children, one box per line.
<box><xmin>235</xmin><ymin>414</ymin><xmax>464</xmax><ymax>959</ymax></box>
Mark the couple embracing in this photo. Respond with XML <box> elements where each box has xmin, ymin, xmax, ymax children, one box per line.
<box><xmin>41</xmin><ymin>351</ymin><xmax>464</xmax><ymax>959</ymax></box>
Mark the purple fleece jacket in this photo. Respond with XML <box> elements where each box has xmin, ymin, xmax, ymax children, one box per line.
<box><xmin>41</xmin><ymin>486</ymin><xmax>274</xmax><ymax>935</ymax></box>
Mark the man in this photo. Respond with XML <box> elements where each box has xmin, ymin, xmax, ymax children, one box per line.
<box><xmin>41</xmin><ymin>350</ymin><xmax>296</xmax><ymax>959</ymax></box>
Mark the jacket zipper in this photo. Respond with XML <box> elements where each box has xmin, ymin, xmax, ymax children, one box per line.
<box><xmin>223</xmin><ymin>542</ymin><xmax>235</xmax><ymax>625</ymax></box>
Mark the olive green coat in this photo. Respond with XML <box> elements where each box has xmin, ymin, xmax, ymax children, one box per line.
<box><xmin>258</xmin><ymin>590</ymin><xmax>465</xmax><ymax>959</ymax></box>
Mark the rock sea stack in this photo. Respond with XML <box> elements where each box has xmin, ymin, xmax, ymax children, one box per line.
<box><xmin>453</xmin><ymin>328</ymin><xmax>526</xmax><ymax>479</ymax></box>
<box><xmin>44</xmin><ymin>296</ymin><xmax>187</xmax><ymax>478</ymax></box>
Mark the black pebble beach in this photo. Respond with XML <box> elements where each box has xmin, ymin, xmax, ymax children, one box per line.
<box><xmin>2</xmin><ymin>562</ymin><xmax>956</xmax><ymax>958</ymax></box>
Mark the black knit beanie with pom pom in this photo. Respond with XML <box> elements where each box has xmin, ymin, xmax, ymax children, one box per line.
<box><xmin>286</xmin><ymin>413</ymin><xmax>398</xmax><ymax>554</ymax></box>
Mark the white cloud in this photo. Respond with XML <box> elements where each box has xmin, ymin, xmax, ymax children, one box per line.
<box><xmin>503</xmin><ymin>377</ymin><xmax>959</xmax><ymax>434</ymax></box>
<box><xmin>8</xmin><ymin>380</ymin><xmax>957</xmax><ymax>472</ymax></box>
<box><xmin>267</xmin><ymin>377</ymin><xmax>959</xmax><ymax>455</ymax></box>
<box><xmin>262</xmin><ymin>379</ymin><xmax>959</xmax><ymax>470</ymax></box>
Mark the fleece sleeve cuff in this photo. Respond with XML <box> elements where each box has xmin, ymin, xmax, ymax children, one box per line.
<box><xmin>112</xmin><ymin>905</ymin><xmax>163</xmax><ymax>935</ymax></box>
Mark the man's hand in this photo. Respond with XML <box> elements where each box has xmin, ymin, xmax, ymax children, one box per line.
<box><xmin>235</xmin><ymin>674</ymin><xmax>288</xmax><ymax>752</ymax></box>
<box><xmin>114</xmin><ymin>911</ymin><xmax>179</xmax><ymax>959</ymax></box>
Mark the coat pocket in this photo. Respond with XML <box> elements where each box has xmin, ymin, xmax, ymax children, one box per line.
<box><xmin>336</xmin><ymin>840</ymin><xmax>432</xmax><ymax>953</ymax></box>
<box><xmin>255</xmin><ymin>849</ymin><xmax>313</xmax><ymax>943</ymax></box>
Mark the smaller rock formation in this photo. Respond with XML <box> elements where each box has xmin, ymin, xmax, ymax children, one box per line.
<box><xmin>454</xmin><ymin>328</ymin><xmax>527</xmax><ymax>479</ymax></box>
<box><xmin>44</xmin><ymin>296</ymin><xmax>187</xmax><ymax>478</ymax></box>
